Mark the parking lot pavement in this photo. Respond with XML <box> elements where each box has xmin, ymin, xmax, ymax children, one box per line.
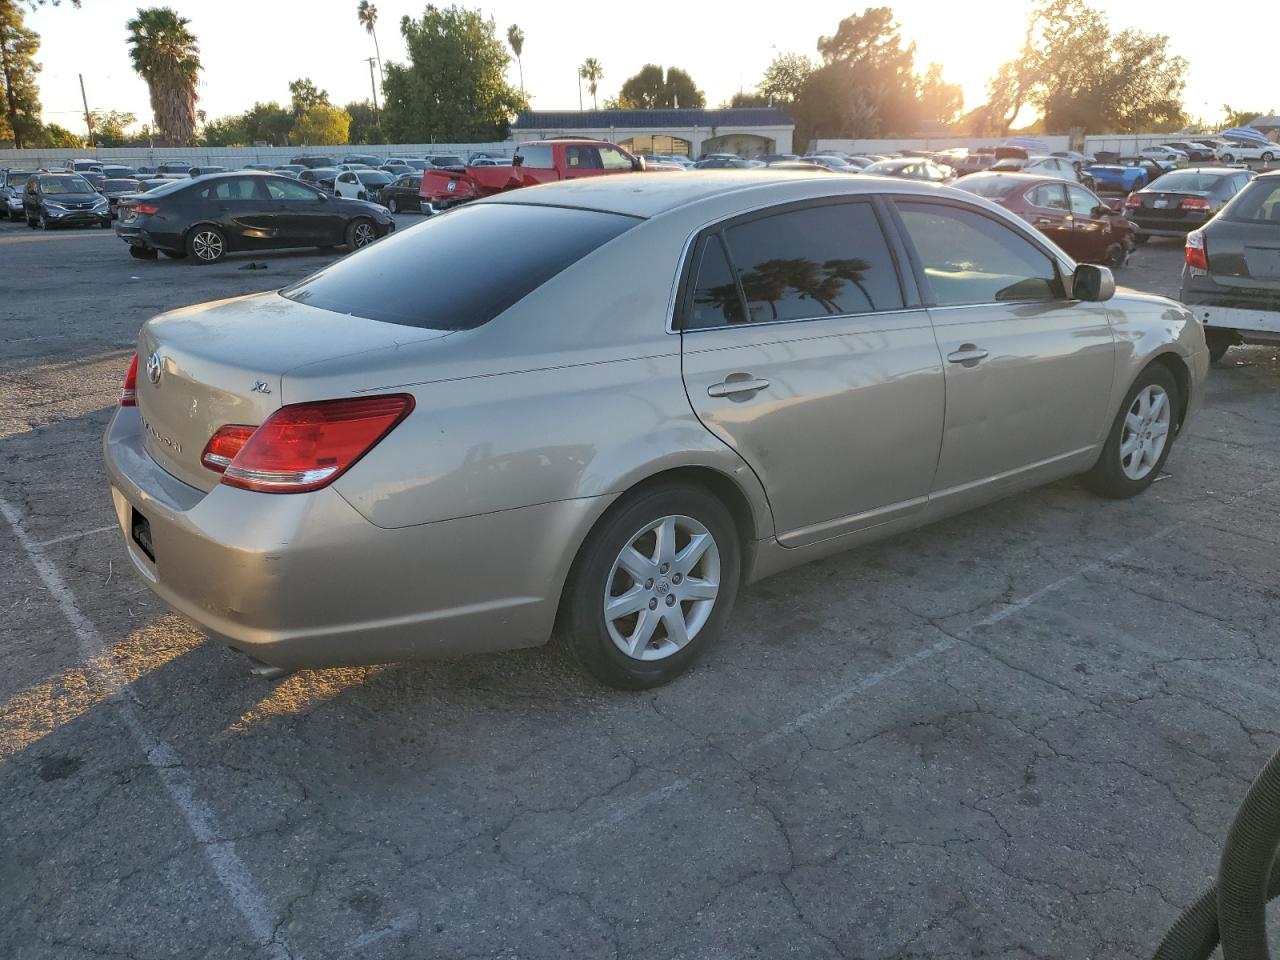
<box><xmin>3</xmin><ymin>222</ymin><xmax>1280</xmax><ymax>959</ymax></box>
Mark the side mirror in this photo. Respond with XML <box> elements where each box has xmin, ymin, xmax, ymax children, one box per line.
<box><xmin>1073</xmin><ymin>263</ymin><xmax>1115</xmax><ymax>302</ymax></box>
<box><xmin>511</xmin><ymin>154</ymin><xmax>524</xmax><ymax>167</ymax></box>
<box><xmin>1092</xmin><ymin>205</ymin><xmax>1111</xmax><ymax>218</ymax></box>
<box><xmin>631</xmin><ymin>155</ymin><xmax>646</xmax><ymax>172</ymax></box>
<box><xmin>318</xmin><ymin>192</ymin><xmax>329</xmax><ymax>201</ymax></box>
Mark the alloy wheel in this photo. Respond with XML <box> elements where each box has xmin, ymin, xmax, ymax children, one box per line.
<box><xmin>1120</xmin><ymin>384</ymin><xmax>1170</xmax><ymax>480</ymax></box>
<box><xmin>191</xmin><ymin>230</ymin><xmax>223</xmax><ymax>262</ymax></box>
<box><xmin>604</xmin><ymin>515</ymin><xmax>720</xmax><ymax>661</ymax></box>
<box><xmin>352</xmin><ymin>221</ymin><xmax>375</xmax><ymax>247</ymax></box>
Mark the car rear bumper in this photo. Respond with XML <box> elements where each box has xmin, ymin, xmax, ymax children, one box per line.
<box><xmin>1183</xmin><ymin>304</ymin><xmax>1280</xmax><ymax>340</ymax></box>
<box><xmin>115</xmin><ymin>221</ymin><xmax>182</xmax><ymax>251</ymax></box>
<box><xmin>103</xmin><ymin>407</ymin><xmax>603</xmax><ymax>670</ymax></box>
<box><xmin>1127</xmin><ymin>217</ymin><xmax>1209</xmax><ymax>238</ymax></box>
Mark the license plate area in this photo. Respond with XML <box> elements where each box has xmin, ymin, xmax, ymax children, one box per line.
<box><xmin>131</xmin><ymin>507</ymin><xmax>155</xmax><ymax>562</ymax></box>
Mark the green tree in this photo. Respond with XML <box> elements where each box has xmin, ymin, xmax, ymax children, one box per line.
<box><xmin>356</xmin><ymin>0</ymin><xmax>382</xmax><ymax>82</ymax></box>
<box><xmin>759</xmin><ymin>52</ymin><xmax>814</xmax><ymax>105</ymax></box>
<box><xmin>35</xmin><ymin>122</ymin><xmax>81</xmax><ymax>147</ymax></box>
<box><xmin>616</xmin><ymin>64</ymin><xmax>705</xmax><ymax>109</ymax></box>
<box><xmin>729</xmin><ymin>92</ymin><xmax>768</xmax><ymax>108</ymax></box>
<box><xmin>381</xmin><ymin>5</ymin><xmax>526</xmax><ymax>142</ymax></box>
<box><xmin>200</xmin><ymin>112</ymin><xmax>247</xmax><ymax>146</ymax></box>
<box><xmin>126</xmin><ymin>6</ymin><xmax>201</xmax><ymax>145</ymax></box>
<box><xmin>243</xmin><ymin>101</ymin><xmax>292</xmax><ymax>144</ymax></box>
<box><xmin>288</xmin><ymin>77</ymin><xmax>329</xmax><ymax>117</ymax></box>
<box><xmin>89</xmin><ymin>108</ymin><xmax>138</xmax><ymax>145</ymax></box>
<box><xmin>1222</xmin><ymin>105</ymin><xmax>1269</xmax><ymax>130</ymax></box>
<box><xmin>0</xmin><ymin>0</ymin><xmax>43</xmax><ymax>148</ymax></box>
<box><xmin>291</xmin><ymin>102</ymin><xmax>350</xmax><ymax>145</ymax></box>
<box><xmin>345</xmin><ymin>99</ymin><xmax>385</xmax><ymax>143</ymax></box>
<box><xmin>579</xmin><ymin>57</ymin><xmax>602</xmax><ymax>110</ymax></box>
<box><xmin>919</xmin><ymin>62</ymin><xmax>962</xmax><ymax>128</ymax></box>
<box><xmin>983</xmin><ymin>0</ymin><xmax>1187</xmax><ymax>134</ymax></box>
<box><xmin>506</xmin><ymin>23</ymin><xmax>524</xmax><ymax>96</ymax></box>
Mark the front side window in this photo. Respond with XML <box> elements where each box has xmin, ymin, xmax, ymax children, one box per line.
<box><xmin>265</xmin><ymin>179</ymin><xmax>320</xmax><ymax>201</ymax></box>
<box><xmin>1027</xmin><ymin>183</ymin><xmax>1068</xmax><ymax>210</ymax></box>
<box><xmin>517</xmin><ymin>145</ymin><xmax>553</xmax><ymax>169</ymax></box>
<box><xmin>684</xmin><ymin>202</ymin><xmax>904</xmax><ymax>329</ymax></box>
<box><xmin>896</xmin><ymin>201</ymin><xmax>1063</xmax><ymax>306</ymax></box>
<box><xmin>599</xmin><ymin>147</ymin><xmax>632</xmax><ymax>170</ymax></box>
<box><xmin>1066</xmin><ymin>185</ymin><xmax>1099</xmax><ymax>217</ymax></box>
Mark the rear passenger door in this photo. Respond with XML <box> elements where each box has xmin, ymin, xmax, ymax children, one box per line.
<box><xmin>892</xmin><ymin>199</ymin><xmax>1115</xmax><ymax>509</ymax></box>
<box><xmin>679</xmin><ymin>200</ymin><xmax>945</xmax><ymax>547</ymax></box>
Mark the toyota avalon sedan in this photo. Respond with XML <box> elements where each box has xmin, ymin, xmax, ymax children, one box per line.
<box><xmin>104</xmin><ymin>172</ymin><xmax>1209</xmax><ymax>688</ymax></box>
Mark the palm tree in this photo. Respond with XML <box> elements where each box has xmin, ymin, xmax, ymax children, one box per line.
<box><xmin>506</xmin><ymin>25</ymin><xmax>524</xmax><ymax>96</ymax></box>
<box><xmin>126</xmin><ymin>7</ymin><xmax>201</xmax><ymax>146</ymax></box>
<box><xmin>356</xmin><ymin>1</ymin><xmax>382</xmax><ymax>83</ymax></box>
<box><xmin>579</xmin><ymin>58</ymin><xmax>602</xmax><ymax>110</ymax></box>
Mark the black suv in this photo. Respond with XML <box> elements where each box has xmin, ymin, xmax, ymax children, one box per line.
<box><xmin>24</xmin><ymin>173</ymin><xmax>112</xmax><ymax>229</ymax></box>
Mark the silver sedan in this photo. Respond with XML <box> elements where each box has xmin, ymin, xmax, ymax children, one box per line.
<box><xmin>104</xmin><ymin>171</ymin><xmax>1209</xmax><ymax>688</ymax></box>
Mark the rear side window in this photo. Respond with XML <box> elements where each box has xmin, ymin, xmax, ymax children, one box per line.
<box><xmin>1027</xmin><ymin>184</ymin><xmax>1068</xmax><ymax>210</ymax></box>
<box><xmin>896</xmin><ymin>200</ymin><xmax>1063</xmax><ymax>306</ymax></box>
<box><xmin>1225</xmin><ymin>180</ymin><xmax>1280</xmax><ymax>223</ymax></box>
<box><xmin>199</xmin><ymin>178</ymin><xmax>260</xmax><ymax>200</ymax></box>
<box><xmin>282</xmin><ymin>203</ymin><xmax>637</xmax><ymax>330</ymax></box>
<box><xmin>683</xmin><ymin>202</ymin><xmax>904</xmax><ymax>329</ymax></box>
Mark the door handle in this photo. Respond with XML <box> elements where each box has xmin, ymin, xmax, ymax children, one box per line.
<box><xmin>947</xmin><ymin>345</ymin><xmax>989</xmax><ymax>366</ymax></box>
<box><xmin>707</xmin><ymin>376</ymin><xmax>770</xmax><ymax>399</ymax></box>
<box><xmin>1035</xmin><ymin>218</ymin><xmax>1053</xmax><ymax>225</ymax></box>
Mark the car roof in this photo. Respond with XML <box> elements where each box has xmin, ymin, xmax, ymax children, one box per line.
<box><xmin>481</xmin><ymin>169</ymin><xmax>968</xmax><ymax>220</ymax></box>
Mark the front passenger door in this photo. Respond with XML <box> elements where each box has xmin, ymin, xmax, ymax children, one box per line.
<box><xmin>893</xmin><ymin>199</ymin><xmax>1116</xmax><ymax>508</ymax></box>
<box><xmin>263</xmin><ymin>177</ymin><xmax>342</xmax><ymax>245</ymax></box>
<box><xmin>679</xmin><ymin>200</ymin><xmax>945</xmax><ymax>547</ymax></box>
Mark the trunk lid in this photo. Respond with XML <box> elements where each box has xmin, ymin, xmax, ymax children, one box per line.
<box><xmin>135</xmin><ymin>291</ymin><xmax>449</xmax><ymax>491</ymax></box>
<box><xmin>1136</xmin><ymin>190</ymin><xmax>1212</xmax><ymax>222</ymax></box>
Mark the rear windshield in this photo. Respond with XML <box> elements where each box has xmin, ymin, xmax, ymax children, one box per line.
<box><xmin>282</xmin><ymin>202</ymin><xmax>638</xmax><ymax>330</ymax></box>
<box><xmin>1146</xmin><ymin>171</ymin><xmax>1227</xmax><ymax>193</ymax></box>
<box><xmin>954</xmin><ymin>175</ymin><xmax>1021</xmax><ymax>199</ymax></box>
<box><xmin>1224</xmin><ymin>179</ymin><xmax>1280</xmax><ymax>224</ymax></box>
<box><xmin>104</xmin><ymin>179</ymin><xmax>142</xmax><ymax>191</ymax></box>
<box><xmin>356</xmin><ymin>171</ymin><xmax>393</xmax><ymax>184</ymax></box>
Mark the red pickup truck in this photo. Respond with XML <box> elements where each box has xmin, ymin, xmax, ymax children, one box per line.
<box><xmin>419</xmin><ymin>138</ymin><xmax>649</xmax><ymax>208</ymax></box>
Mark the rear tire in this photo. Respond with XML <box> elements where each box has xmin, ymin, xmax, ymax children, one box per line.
<box><xmin>1222</xmin><ymin>153</ymin><xmax>1234</xmax><ymax>164</ymax></box>
<box><xmin>1082</xmin><ymin>364</ymin><xmax>1180</xmax><ymax>499</ymax></box>
<box><xmin>186</xmin><ymin>225</ymin><xmax>226</xmax><ymax>264</ymax></box>
<box><xmin>1133</xmin><ymin>234</ymin><xmax>1149</xmax><ymax>245</ymax></box>
<box><xmin>1103</xmin><ymin>242</ymin><xmax>1127</xmax><ymax>268</ymax></box>
<box><xmin>559</xmin><ymin>483</ymin><xmax>741</xmax><ymax>689</ymax></box>
<box><xmin>1263</xmin><ymin>152</ymin><xmax>1274</xmax><ymax>163</ymax></box>
<box><xmin>345</xmin><ymin>217</ymin><xmax>376</xmax><ymax>250</ymax></box>
<box><xmin>388</xmin><ymin>197</ymin><xmax>400</xmax><ymax>213</ymax></box>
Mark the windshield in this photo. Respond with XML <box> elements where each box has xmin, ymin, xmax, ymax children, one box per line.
<box><xmin>356</xmin><ymin>171</ymin><xmax>393</xmax><ymax>184</ymax></box>
<box><xmin>282</xmin><ymin>202</ymin><xmax>638</xmax><ymax>330</ymax></box>
<box><xmin>39</xmin><ymin>177</ymin><xmax>96</xmax><ymax>195</ymax></box>
<box><xmin>1146</xmin><ymin>171</ymin><xmax>1225</xmax><ymax>193</ymax></box>
<box><xmin>432</xmin><ymin>156</ymin><xmax>465</xmax><ymax>166</ymax></box>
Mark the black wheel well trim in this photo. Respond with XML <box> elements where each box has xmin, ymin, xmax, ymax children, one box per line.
<box><xmin>185</xmin><ymin>221</ymin><xmax>223</xmax><ymax>241</ymax></box>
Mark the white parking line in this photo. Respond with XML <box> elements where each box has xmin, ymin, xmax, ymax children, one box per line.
<box><xmin>35</xmin><ymin>524</ymin><xmax>118</xmax><ymax>548</ymax></box>
<box><xmin>0</xmin><ymin>497</ymin><xmax>298</xmax><ymax>960</ymax></box>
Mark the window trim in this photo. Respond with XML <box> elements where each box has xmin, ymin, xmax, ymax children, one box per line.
<box><xmin>670</xmin><ymin>196</ymin><xmax>917</xmax><ymax>334</ymax></box>
<box><xmin>886</xmin><ymin>195</ymin><xmax>1075</xmax><ymax>308</ymax></box>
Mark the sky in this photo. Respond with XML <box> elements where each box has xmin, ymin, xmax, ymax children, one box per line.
<box><xmin>25</xmin><ymin>0</ymin><xmax>1280</xmax><ymax>138</ymax></box>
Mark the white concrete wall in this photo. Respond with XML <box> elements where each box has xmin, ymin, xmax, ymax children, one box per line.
<box><xmin>0</xmin><ymin>142</ymin><xmax>513</xmax><ymax>168</ymax></box>
<box><xmin>814</xmin><ymin>136</ymin><xmax>1073</xmax><ymax>155</ymax></box>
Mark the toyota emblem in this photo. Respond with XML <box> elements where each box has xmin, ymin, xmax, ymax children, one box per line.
<box><xmin>146</xmin><ymin>351</ymin><xmax>162</xmax><ymax>385</ymax></box>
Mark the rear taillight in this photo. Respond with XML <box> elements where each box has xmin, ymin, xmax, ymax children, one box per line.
<box><xmin>212</xmin><ymin>395</ymin><xmax>415</xmax><ymax>494</ymax></box>
<box><xmin>121</xmin><ymin>353</ymin><xmax>138</xmax><ymax>406</ymax></box>
<box><xmin>200</xmin><ymin>424</ymin><xmax>256</xmax><ymax>473</ymax></box>
<box><xmin>1180</xmin><ymin>197</ymin><xmax>1211</xmax><ymax>211</ymax></box>
<box><xmin>1185</xmin><ymin>230</ymin><xmax>1208</xmax><ymax>271</ymax></box>
<box><xmin>126</xmin><ymin>202</ymin><xmax>159</xmax><ymax>215</ymax></box>
<box><xmin>1124</xmin><ymin>193</ymin><xmax>1141</xmax><ymax>208</ymax></box>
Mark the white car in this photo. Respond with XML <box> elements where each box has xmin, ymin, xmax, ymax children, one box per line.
<box><xmin>1218</xmin><ymin>141</ymin><xmax>1277</xmax><ymax>163</ymax></box>
<box><xmin>1139</xmin><ymin>146</ymin><xmax>1188</xmax><ymax>163</ymax></box>
<box><xmin>990</xmin><ymin>155</ymin><xmax>1082</xmax><ymax>182</ymax></box>
<box><xmin>333</xmin><ymin>169</ymin><xmax>394</xmax><ymax>202</ymax></box>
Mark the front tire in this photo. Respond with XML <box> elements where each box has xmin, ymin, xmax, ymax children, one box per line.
<box><xmin>388</xmin><ymin>197</ymin><xmax>400</xmax><ymax>213</ymax></box>
<box><xmin>559</xmin><ymin>483</ymin><xmax>741</xmax><ymax>689</ymax></box>
<box><xmin>345</xmin><ymin>217</ymin><xmax>376</xmax><ymax>250</ymax></box>
<box><xmin>1263</xmin><ymin>152</ymin><xmax>1274</xmax><ymax>163</ymax></box>
<box><xmin>129</xmin><ymin>245</ymin><xmax>158</xmax><ymax>260</ymax></box>
<box><xmin>1082</xmin><ymin>364</ymin><xmax>1180</xmax><ymax>499</ymax></box>
<box><xmin>186</xmin><ymin>225</ymin><xmax>226</xmax><ymax>264</ymax></box>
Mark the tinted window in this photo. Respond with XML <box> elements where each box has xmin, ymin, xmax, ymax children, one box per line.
<box><xmin>264</xmin><ymin>178</ymin><xmax>320</xmax><ymax>201</ymax></box>
<box><xmin>1028</xmin><ymin>184</ymin><xmax>1068</xmax><ymax>210</ymax></box>
<box><xmin>691</xmin><ymin>202</ymin><xmax>903</xmax><ymax>327</ymax></box>
<box><xmin>517</xmin><ymin>145</ymin><xmax>553</xmax><ymax>169</ymax></box>
<box><xmin>686</xmin><ymin>235</ymin><xmax>744</xmax><ymax>328</ymax></box>
<box><xmin>896</xmin><ymin>201</ymin><xmax>1063</xmax><ymax>306</ymax></box>
<box><xmin>1147</xmin><ymin>171</ymin><xmax>1229</xmax><ymax>193</ymax></box>
<box><xmin>1066</xmin><ymin>184</ymin><xmax>1099</xmax><ymax>216</ymax></box>
<box><xmin>1225</xmin><ymin>180</ymin><xmax>1280</xmax><ymax>223</ymax></box>
<box><xmin>282</xmin><ymin>203</ymin><xmax>637</xmax><ymax>330</ymax></box>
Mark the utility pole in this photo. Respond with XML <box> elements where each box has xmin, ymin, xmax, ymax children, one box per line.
<box><xmin>365</xmin><ymin>57</ymin><xmax>380</xmax><ymax>125</ymax></box>
<box><xmin>79</xmin><ymin>73</ymin><xmax>95</xmax><ymax>150</ymax></box>
<box><xmin>578</xmin><ymin>71</ymin><xmax>583</xmax><ymax>112</ymax></box>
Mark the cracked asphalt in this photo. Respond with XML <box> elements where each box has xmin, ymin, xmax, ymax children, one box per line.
<box><xmin>2</xmin><ymin>218</ymin><xmax>1279</xmax><ymax>959</ymax></box>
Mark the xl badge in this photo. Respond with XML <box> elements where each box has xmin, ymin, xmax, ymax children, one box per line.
<box><xmin>146</xmin><ymin>351</ymin><xmax>163</xmax><ymax>385</ymax></box>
